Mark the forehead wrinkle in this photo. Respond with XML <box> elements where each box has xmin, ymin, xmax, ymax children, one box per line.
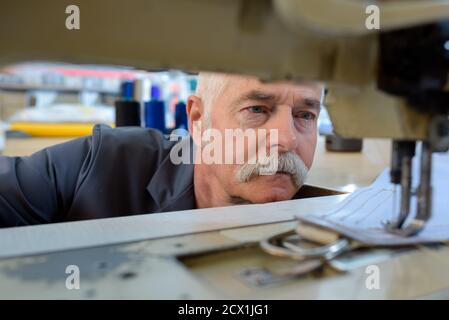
<box><xmin>228</xmin><ymin>80</ymin><xmax>324</xmax><ymax>114</ymax></box>
<box><xmin>233</xmin><ymin>89</ymin><xmax>278</xmax><ymax>106</ymax></box>
<box><xmin>267</xmin><ymin>83</ymin><xmax>323</xmax><ymax>108</ymax></box>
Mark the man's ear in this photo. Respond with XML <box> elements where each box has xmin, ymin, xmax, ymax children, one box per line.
<box><xmin>186</xmin><ymin>95</ymin><xmax>205</xmax><ymax>145</ymax></box>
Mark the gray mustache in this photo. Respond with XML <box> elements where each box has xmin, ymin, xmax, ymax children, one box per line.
<box><xmin>235</xmin><ymin>151</ymin><xmax>308</xmax><ymax>189</ymax></box>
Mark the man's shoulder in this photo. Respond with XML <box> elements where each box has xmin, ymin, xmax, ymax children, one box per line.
<box><xmin>91</xmin><ymin>124</ymin><xmax>177</xmax><ymax>156</ymax></box>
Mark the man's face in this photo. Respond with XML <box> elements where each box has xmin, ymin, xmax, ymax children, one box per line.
<box><xmin>192</xmin><ymin>75</ymin><xmax>322</xmax><ymax>205</ymax></box>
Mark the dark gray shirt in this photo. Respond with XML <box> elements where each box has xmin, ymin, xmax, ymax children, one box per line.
<box><xmin>0</xmin><ymin>124</ymin><xmax>196</xmax><ymax>228</ymax></box>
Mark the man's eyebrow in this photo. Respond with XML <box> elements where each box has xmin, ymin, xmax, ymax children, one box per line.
<box><xmin>234</xmin><ymin>90</ymin><xmax>277</xmax><ymax>105</ymax></box>
<box><xmin>295</xmin><ymin>97</ymin><xmax>321</xmax><ymax>111</ymax></box>
<box><xmin>233</xmin><ymin>90</ymin><xmax>322</xmax><ymax>111</ymax></box>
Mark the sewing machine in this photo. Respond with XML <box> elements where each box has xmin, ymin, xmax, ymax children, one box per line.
<box><xmin>1</xmin><ymin>0</ymin><xmax>449</xmax><ymax>299</ymax></box>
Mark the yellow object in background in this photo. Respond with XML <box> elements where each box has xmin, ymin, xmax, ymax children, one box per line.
<box><xmin>10</xmin><ymin>122</ymin><xmax>114</xmax><ymax>137</ymax></box>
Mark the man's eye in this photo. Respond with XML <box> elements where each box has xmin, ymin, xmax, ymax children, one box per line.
<box><xmin>247</xmin><ymin>106</ymin><xmax>265</xmax><ymax>114</ymax></box>
<box><xmin>297</xmin><ymin>112</ymin><xmax>316</xmax><ymax>120</ymax></box>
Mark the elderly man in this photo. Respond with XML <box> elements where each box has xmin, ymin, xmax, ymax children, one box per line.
<box><xmin>0</xmin><ymin>73</ymin><xmax>324</xmax><ymax>227</ymax></box>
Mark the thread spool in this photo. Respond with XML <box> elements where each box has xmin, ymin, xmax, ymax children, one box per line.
<box><xmin>145</xmin><ymin>100</ymin><xmax>166</xmax><ymax>133</ymax></box>
<box><xmin>121</xmin><ymin>80</ymin><xmax>134</xmax><ymax>100</ymax></box>
<box><xmin>115</xmin><ymin>101</ymin><xmax>141</xmax><ymax>127</ymax></box>
<box><xmin>175</xmin><ymin>102</ymin><xmax>188</xmax><ymax>130</ymax></box>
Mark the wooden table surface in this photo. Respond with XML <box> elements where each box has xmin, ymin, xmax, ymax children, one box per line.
<box><xmin>2</xmin><ymin>135</ymin><xmax>391</xmax><ymax>192</ymax></box>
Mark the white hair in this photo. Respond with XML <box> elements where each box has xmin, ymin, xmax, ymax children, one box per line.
<box><xmin>195</xmin><ymin>72</ymin><xmax>231</xmax><ymax>126</ymax></box>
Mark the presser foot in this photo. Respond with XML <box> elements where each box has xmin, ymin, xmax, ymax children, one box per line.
<box><xmin>383</xmin><ymin>218</ymin><xmax>427</xmax><ymax>237</ymax></box>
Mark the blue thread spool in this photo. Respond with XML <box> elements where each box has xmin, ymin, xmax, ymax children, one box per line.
<box><xmin>116</xmin><ymin>80</ymin><xmax>140</xmax><ymax>127</ymax></box>
<box><xmin>145</xmin><ymin>100</ymin><xmax>166</xmax><ymax>133</ymax></box>
<box><xmin>175</xmin><ymin>102</ymin><xmax>188</xmax><ymax>130</ymax></box>
<box><xmin>151</xmin><ymin>85</ymin><xmax>161</xmax><ymax>100</ymax></box>
<box><xmin>121</xmin><ymin>80</ymin><xmax>134</xmax><ymax>100</ymax></box>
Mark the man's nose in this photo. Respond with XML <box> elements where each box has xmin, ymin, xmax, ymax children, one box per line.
<box><xmin>269</xmin><ymin>107</ymin><xmax>298</xmax><ymax>153</ymax></box>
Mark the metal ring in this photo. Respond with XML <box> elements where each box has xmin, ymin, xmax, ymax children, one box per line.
<box><xmin>282</xmin><ymin>235</ymin><xmax>350</xmax><ymax>261</ymax></box>
<box><xmin>260</xmin><ymin>230</ymin><xmax>351</xmax><ymax>261</ymax></box>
